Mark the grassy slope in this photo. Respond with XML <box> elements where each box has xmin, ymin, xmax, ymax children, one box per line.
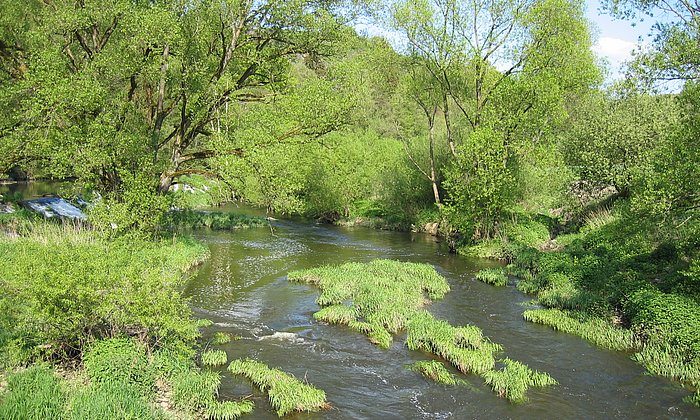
<box><xmin>458</xmin><ymin>203</ymin><xmax>700</xmax><ymax>406</ymax></box>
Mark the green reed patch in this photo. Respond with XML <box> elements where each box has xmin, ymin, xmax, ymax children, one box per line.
<box><xmin>482</xmin><ymin>358</ymin><xmax>557</xmax><ymax>403</ymax></box>
<box><xmin>474</xmin><ymin>268</ymin><xmax>508</xmax><ymax>286</ymax></box>
<box><xmin>290</xmin><ymin>260</ymin><xmax>556</xmax><ymax>402</ymax></box>
<box><xmin>406</xmin><ymin>311</ymin><xmax>500</xmax><ymax>376</ymax></box>
<box><xmin>212</xmin><ymin>332</ymin><xmax>232</xmax><ymax>345</ymax></box>
<box><xmin>522</xmin><ymin>309</ymin><xmax>637</xmax><ymax>351</ymax></box>
<box><xmin>408</xmin><ymin>360</ymin><xmax>461</xmax><ymax>385</ymax></box>
<box><xmin>228</xmin><ymin>358</ymin><xmax>328</xmax><ymax>417</ymax></box>
<box><xmin>171</xmin><ymin>369</ymin><xmax>254</xmax><ymax>419</ymax></box>
<box><xmin>289</xmin><ymin>259</ymin><xmax>449</xmax><ymax>349</ymax></box>
<box><xmin>201</xmin><ymin>350</ymin><xmax>228</xmax><ymax>367</ymax></box>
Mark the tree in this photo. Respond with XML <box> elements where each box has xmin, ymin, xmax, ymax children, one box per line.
<box><xmin>605</xmin><ymin>0</ymin><xmax>700</xmax><ymax>83</ymax></box>
<box><xmin>388</xmin><ymin>0</ymin><xmax>600</xmax><ymax>237</ymax></box>
<box><xmin>0</xmin><ymin>0</ymin><xmax>363</xmax><ymax>200</ymax></box>
<box><xmin>564</xmin><ymin>91</ymin><xmax>680</xmax><ymax>197</ymax></box>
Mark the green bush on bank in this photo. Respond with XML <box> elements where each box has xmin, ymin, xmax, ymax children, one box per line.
<box><xmin>0</xmin><ymin>224</ymin><xmax>209</xmax><ymax>365</ymax></box>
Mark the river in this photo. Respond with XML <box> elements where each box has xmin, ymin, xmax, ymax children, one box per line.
<box><xmin>185</xmin><ymin>208</ymin><xmax>699</xmax><ymax>419</ymax></box>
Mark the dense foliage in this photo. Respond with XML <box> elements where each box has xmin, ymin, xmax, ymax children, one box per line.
<box><xmin>2</xmin><ymin>0</ymin><xmax>700</xmax><ymax>411</ymax></box>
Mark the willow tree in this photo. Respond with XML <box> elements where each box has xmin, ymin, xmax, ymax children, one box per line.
<box><xmin>389</xmin><ymin>0</ymin><xmax>600</xmax><ymax>237</ymax></box>
<box><xmin>0</xmin><ymin>0</ymin><xmax>363</xmax><ymax>197</ymax></box>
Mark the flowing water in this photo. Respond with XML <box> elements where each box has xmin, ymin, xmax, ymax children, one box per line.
<box><xmin>186</xmin><ymin>208</ymin><xmax>700</xmax><ymax>419</ymax></box>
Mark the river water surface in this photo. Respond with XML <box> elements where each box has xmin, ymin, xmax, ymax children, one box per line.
<box><xmin>184</xmin><ymin>208</ymin><xmax>700</xmax><ymax>419</ymax></box>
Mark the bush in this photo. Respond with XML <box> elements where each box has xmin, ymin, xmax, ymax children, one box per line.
<box><xmin>82</xmin><ymin>338</ymin><xmax>155</xmax><ymax>394</ymax></box>
<box><xmin>0</xmin><ymin>225</ymin><xmax>208</xmax><ymax>364</ymax></box>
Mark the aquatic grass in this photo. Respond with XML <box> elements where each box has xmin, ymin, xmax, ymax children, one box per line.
<box><xmin>201</xmin><ymin>350</ymin><xmax>228</xmax><ymax>367</ymax></box>
<box><xmin>632</xmin><ymin>343</ymin><xmax>700</xmax><ymax>383</ymax></box>
<box><xmin>170</xmin><ymin>369</ymin><xmax>254</xmax><ymax>418</ymax></box>
<box><xmin>228</xmin><ymin>358</ymin><xmax>329</xmax><ymax>417</ymax></box>
<box><xmin>291</xmin><ymin>260</ymin><xmax>556</xmax><ymax>402</ymax></box>
<box><xmin>523</xmin><ymin>309</ymin><xmax>637</xmax><ymax>351</ymax></box>
<box><xmin>212</xmin><ymin>332</ymin><xmax>232</xmax><ymax>345</ymax></box>
<box><xmin>408</xmin><ymin>360</ymin><xmax>460</xmax><ymax>385</ymax></box>
<box><xmin>0</xmin><ymin>365</ymin><xmax>66</xmax><ymax>419</ymax></box>
<box><xmin>313</xmin><ymin>305</ymin><xmax>357</xmax><ymax>326</ymax></box>
<box><xmin>289</xmin><ymin>259</ymin><xmax>450</xmax><ymax>349</ymax></box>
<box><xmin>205</xmin><ymin>400</ymin><xmax>255</xmax><ymax>420</ymax></box>
<box><xmin>482</xmin><ymin>358</ymin><xmax>557</xmax><ymax>403</ymax></box>
<box><xmin>474</xmin><ymin>268</ymin><xmax>508</xmax><ymax>287</ymax></box>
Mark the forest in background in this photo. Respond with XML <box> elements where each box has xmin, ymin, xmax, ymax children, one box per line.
<box><xmin>1</xmin><ymin>0</ymin><xmax>700</xmax><ymax>415</ymax></box>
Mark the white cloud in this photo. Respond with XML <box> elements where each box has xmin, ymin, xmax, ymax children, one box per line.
<box><xmin>593</xmin><ymin>36</ymin><xmax>637</xmax><ymax>65</ymax></box>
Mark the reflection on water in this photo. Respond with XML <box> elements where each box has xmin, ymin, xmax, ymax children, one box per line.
<box><xmin>186</xmin><ymin>215</ymin><xmax>700</xmax><ymax>419</ymax></box>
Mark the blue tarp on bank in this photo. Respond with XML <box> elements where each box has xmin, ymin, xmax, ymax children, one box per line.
<box><xmin>20</xmin><ymin>197</ymin><xmax>87</xmax><ymax>220</ymax></box>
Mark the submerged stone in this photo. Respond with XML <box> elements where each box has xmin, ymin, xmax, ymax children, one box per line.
<box><xmin>20</xmin><ymin>197</ymin><xmax>87</xmax><ymax>220</ymax></box>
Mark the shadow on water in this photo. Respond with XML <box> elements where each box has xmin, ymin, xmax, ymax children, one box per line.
<box><xmin>186</xmin><ymin>213</ymin><xmax>699</xmax><ymax>419</ymax></box>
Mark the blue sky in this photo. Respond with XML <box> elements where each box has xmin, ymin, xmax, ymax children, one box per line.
<box><xmin>586</xmin><ymin>0</ymin><xmax>653</xmax><ymax>80</ymax></box>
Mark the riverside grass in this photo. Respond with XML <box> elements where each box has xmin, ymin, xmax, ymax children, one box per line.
<box><xmin>228</xmin><ymin>358</ymin><xmax>329</xmax><ymax>417</ymax></box>
<box><xmin>522</xmin><ymin>309</ymin><xmax>637</xmax><ymax>351</ymax></box>
<box><xmin>289</xmin><ymin>260</ymin><xmax>557</xmax><ymax>402</ymax></box>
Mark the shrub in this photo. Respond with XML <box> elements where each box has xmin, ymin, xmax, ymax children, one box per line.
<box><xmin>82</xmin><ymin>338</ymin><xmax>155</xmax><ymax>394</ymax></box>
<box><xmin>0</xmin><ymin>228</ymin><xmax>208</xmax><ymax>364</ymax></box>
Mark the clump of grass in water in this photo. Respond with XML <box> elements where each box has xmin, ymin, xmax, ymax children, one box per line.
<box><xmin>474</xmin><ymin>267</ymin><xmax>508</xmax><ymax>286</ymax></box>
<box><xmin>170</xmin><ymin>369</ymin><xmax>254</xmax><ymax>419</ymax></box>
<box><xmin>228</xmin><ymin>358</ymin><xmax>329</xmax><ymax>417</ymax></box>
<box><xmin>406</xmin><ymin>311</ymin><xmax>499</xmax><ymax>375</ymax></box>
<box><xmin>290</xmin><ymin>260</ymin><xmax>555</xmax><ymax>402</ymax></box>
<box><xmin>289</xmin><ymin>259</ymin><xmax>450</xmax><ymax>349</ymax></box>
<box><xmin>212</xmin><ymin>332</ymin><xmax>232</xmax><ymax>345</ymax></box>
<box><xmin>201</xmin><ymin>350</ymin><xmax>228</xmax><ymax>367</ymax></box>
<box><xmin>523</xmin><ymin>309</ymin><xmax>637</xmax><ymax>351</ymax></box>
<box><xmin>482</xmin><ymin>358</ymin><xmax>557</xmax><ymax>403</ymax></box>
<box><xmin>408</xmin><ymin>360</ymin><xmax>461</xmax><ymax>385</ymax></box>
